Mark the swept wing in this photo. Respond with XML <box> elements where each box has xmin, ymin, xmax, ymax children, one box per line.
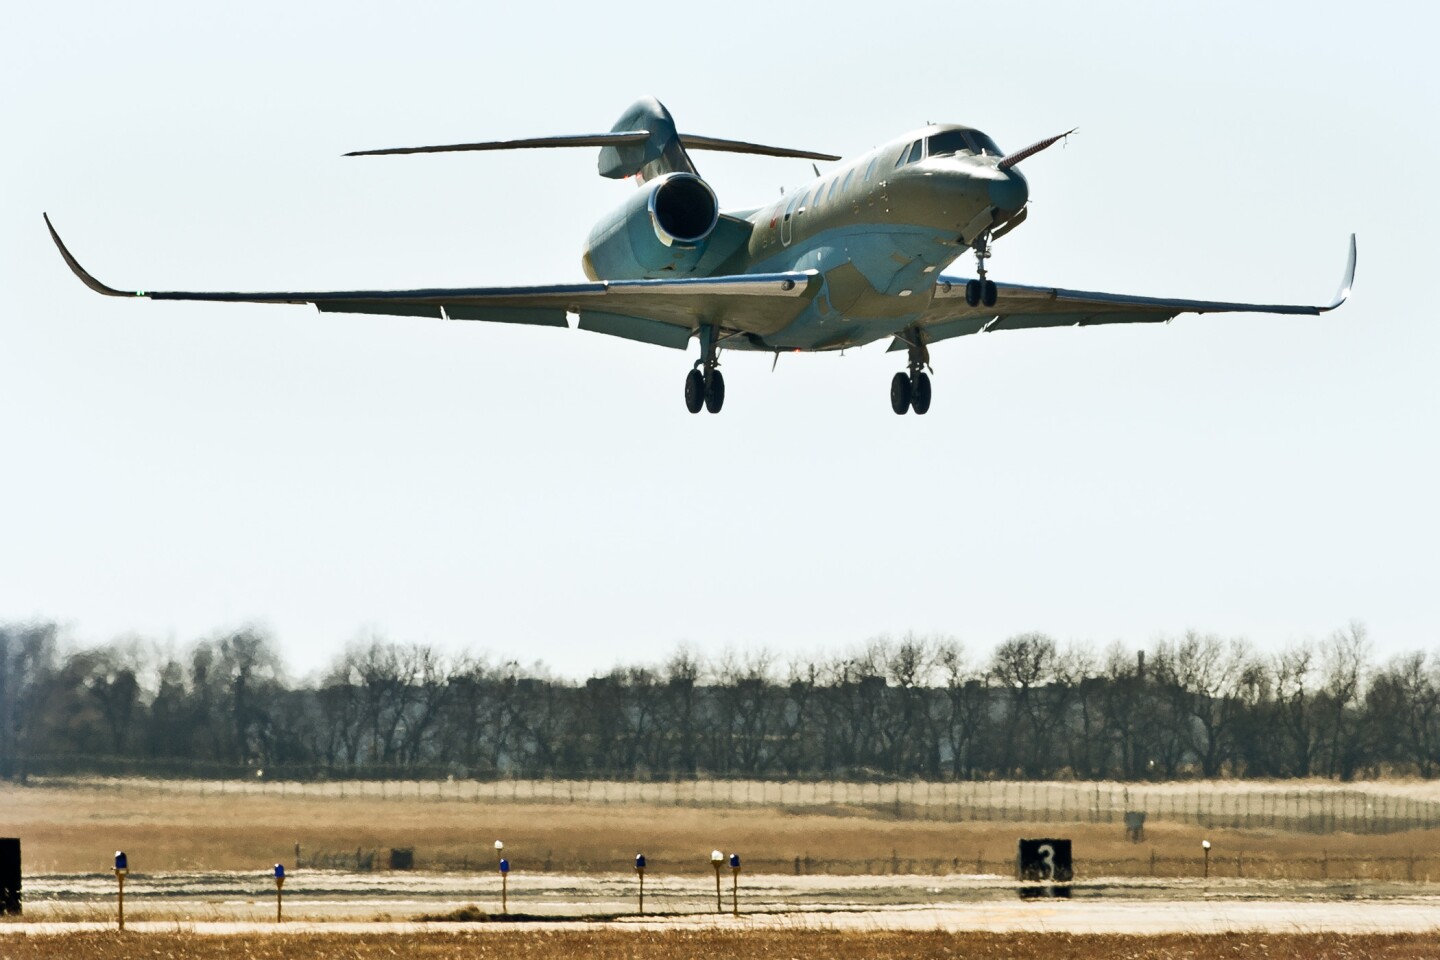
<box><xmin>44</xmin><ymin>215</ymin><xmax>818</xmax><ymax>351</ymax></box>
<box><xmin>892</xmin><ymin>235</ymin><xmax>1356</xmax><ymax>350</ymax></box>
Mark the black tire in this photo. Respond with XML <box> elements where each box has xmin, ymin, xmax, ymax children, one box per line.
<box><xmin>704</xmin><ymin>369</ymin><xmax>725</xmax><ymax>413</ymax></box>
<box><xmin>684</xmin><ymin>369</ymin><xmax>705</xmax><ymax>414</ymax></box>
<box><xmin>982</xmin><ymin>279</ymin><xmax>998</xmax><ymax>308</ymax></box>
<box><xmin>890</xmin><ymin>372</ymin><xmax>911</xmax><ymax>415</ymax></box>
<box><xmin>965</xmin><ymin>279</ymin><xmax>981</xmax><ymax>307</ymax></box>
<box><xmin>911</xmin><ymin>371</ymin><xmax>932</xmax><ymax>415</ymax></box>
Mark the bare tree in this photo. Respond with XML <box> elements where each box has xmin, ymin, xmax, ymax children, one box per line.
<box><xmin>989</xmin><ymin>632</ymin><xmax>1059</xmax><ymax>776</ymax></box>
<box><xmin>937</xmin><ymin>639</ymin><xmax>988</xmax><ymax>778</ymax></box>
<box><xmin>1272</xmin><ymin>642</ymin><xmax>1320</xmax><ymax>776</ymax></box>
<box><xmin>1322</xmin><ymin>621</ymin><xmax>1370</xmax><ymax>779</ymax></box>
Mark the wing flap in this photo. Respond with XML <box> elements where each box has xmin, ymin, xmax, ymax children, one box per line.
<box><xmin>579</xmin><ymin>310</ymin><xmax>693</xmax><ymax>349</ymax></box>
<box><xmin>444</xmin><ymin>305</ymin><xmax>568</xmax><ymax>326</ymax></box>
<box><xmin>315</xmin><ymin>301</ymin><xmax>443</xmax><ymax>319</ymax></box>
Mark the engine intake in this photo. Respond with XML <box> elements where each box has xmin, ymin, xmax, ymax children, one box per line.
<box><xmin>649</xmin><ymin>174</ymin><xmax>718</xmax><ymax>245</ymax></box>
<box><xmin>582</xmin><ymin>173</ymin><xmax>722</xmax><ymax>279</ymax></box>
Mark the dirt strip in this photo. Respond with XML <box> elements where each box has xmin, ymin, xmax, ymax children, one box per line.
<box><xmin>5</xmin><ymin>898</ymin><xmax>1440</xmax><ymax>936</ymax></box>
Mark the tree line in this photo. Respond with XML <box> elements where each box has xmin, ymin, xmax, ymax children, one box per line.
<box><xmin>2</xmin><ymin>620</ymin><xmax>1437</xmax><ymax>781</ymax></box>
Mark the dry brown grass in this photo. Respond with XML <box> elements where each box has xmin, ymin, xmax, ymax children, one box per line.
<box><xmin>5</xmin><ymin>780</ymin><xmax>1438</xmax><ymax>876</ymax></box>
<box><xmin>1</xmin><ymin>931</ymin><xmax>1437</xmax><ymax>959</ymax></box>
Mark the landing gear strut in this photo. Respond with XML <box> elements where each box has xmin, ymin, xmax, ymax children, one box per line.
<box><xmin>964</xmin><ymin>231</ymin><xmax>999</xmax><ymax>308</ymax></box>
<box><xmin>890</xmin><ymin>329</ymin><xmax>933</xmax><ymax>416</ymax></box>
<box><xmin>685</xmin><ymin>324</ymin><xmax>725</xmax><ymax>414</ymax></box>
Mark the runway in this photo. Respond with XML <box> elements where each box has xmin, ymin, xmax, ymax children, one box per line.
<box><xmin>3</xmin><ymin>871</ymin><xmax>1437</xmax><ymax>936</ymax></box>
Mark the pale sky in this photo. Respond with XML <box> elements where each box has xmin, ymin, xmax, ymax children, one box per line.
<box><xmin>3</xmin><ymin>1</ymin><xmax>1437</xmax><ymax>680</ymax></box>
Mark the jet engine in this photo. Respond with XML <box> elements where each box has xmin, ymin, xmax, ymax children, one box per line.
<box><xmin>582</xmin><ymin>173</ymin><xmax>720</xmax><ymax>280</ymax></box>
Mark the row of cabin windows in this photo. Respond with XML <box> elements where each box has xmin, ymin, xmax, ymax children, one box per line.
<box><xmin>773</xmin><ymin>148</ymin><xmax>888</xmax><ymax>231</ymax></box>
<box><xmin>773</xmin><ymin>130</ymin><xmax>1007</xmax><ymax>232</ymax></box>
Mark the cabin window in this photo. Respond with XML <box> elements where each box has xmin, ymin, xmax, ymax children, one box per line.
<box><xmin>841</xmin><ymin>168</ymin><xmax>854</xmax><ymax>193</ymax></box>
<box><xmin>826</xmin><ymin>177</ymin><xmax>841</xmax><ymax>203</ymax></box>
<box><xmin>864</xmin><ymin>156</ymin><xmax>879</xmax><ymax>181</ymax></box>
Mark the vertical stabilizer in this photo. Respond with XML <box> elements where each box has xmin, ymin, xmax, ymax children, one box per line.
<box><xmin>597</xmin><ymin>97</ymin><xmax>698</xmax><ymax>183</ymax></box>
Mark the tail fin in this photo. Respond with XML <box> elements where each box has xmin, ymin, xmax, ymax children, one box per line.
<box><xmin>597</xmin><ymin>97</ymin><xmax>691</xmax><ymax>183</ymax></box>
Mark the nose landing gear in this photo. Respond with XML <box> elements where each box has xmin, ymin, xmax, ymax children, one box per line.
<box><xmin>964</xmin><ymin>231</ymin><xmax>999</xmax><ymax>308</ymax></box>
<box><xmin>684</xmin><ymin>323</ymin><xmax>725</xmax><ymax>414</ymax></box>
<box><xmin>890</xmin><ymin>329</ymin><xmax>933</xmax><ymax>416</ymax></box>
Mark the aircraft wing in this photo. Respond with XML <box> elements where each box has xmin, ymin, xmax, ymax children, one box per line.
<box><xmin>893</xmin><ymin>235</ymin><xmax>1356</xmax><ymax>351</ymax></box>
<box><xmin>45</xmin><ymin>214</ymin><xmax>818</xmax><ymax>351</ymax></box>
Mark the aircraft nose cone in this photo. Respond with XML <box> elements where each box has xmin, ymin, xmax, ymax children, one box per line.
<box><xmin>989</xmin><ymin>173</ymin><xmax>1028</xmax><ymax>216</ymax></box>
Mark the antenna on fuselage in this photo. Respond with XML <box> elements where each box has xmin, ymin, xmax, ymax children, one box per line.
<box><xmin>811</xmin><ymin>162</ymin><xmax>821</xmax><ymax>178</ymax></box>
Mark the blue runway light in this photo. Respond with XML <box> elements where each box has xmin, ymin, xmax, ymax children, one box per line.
<box><xmin>113</xmin><ymin>851</ymin><xmax>127</xmax><ymax>872</ymax></box>
<box><xmin>635</xmin><ymin>854</ymin><xmax>646</xmax><ymax>870</ymax></box>
<box><xmin>729</xmin><ymin>853</ymin><xmax>740</xmax><ymax>869</ymax></box>
<box><xmin>499</xmin><ymin>858</ymin><xmax>509</xmax><ymax>874</ymax></box>
<box><xmin>274</xmin><ymin>863</ymin><xmax>285</xmax><ymax>880</ymax></box>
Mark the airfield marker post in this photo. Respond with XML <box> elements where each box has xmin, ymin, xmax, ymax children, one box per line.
<box><xmin>113</xmin><ymin>851</ymin><xmax>127</xmax><ymax>932</ymax></box>
<box><xmin>634</xmin><ymin>854</ymin><xmax>646</xmax><ymax>915</ymax></box>
<box><xmin>729</xmin><ymin>853</ymin><xmax>741</xmax><ymax>917</ymax></box>
<box><xmin>273</xmin><ymin>863</ymin><xmax>285</xmax><ymax>923</ymax></box>
<box><xmin>710</xmin><ymin>850</ymin><xmax>724</xmax><ymax>912</ymax></box>
<box><xmin>499</xmin><ymin>857</ymin><xmax>509</xmax><ymax>913</ymax></box>
<box><xmin>1202</xmin><ymin>840</ymin><xmax>1211</xmax><ymax>879</ymax></box>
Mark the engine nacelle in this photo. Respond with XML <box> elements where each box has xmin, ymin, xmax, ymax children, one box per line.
<box><xmin>582</xmin><ymin>173</ymin><xmax>720</xmax><ymax>280</ymax></box>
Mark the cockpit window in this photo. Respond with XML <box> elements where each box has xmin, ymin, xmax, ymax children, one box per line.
<box><xmin>968</xmin><ymin>132</ymin><xmax>1004</xmax><ymax>157</ymax></box>
<box><xmin>926</xmin><ymin>130</ymin><xmax>974</xmax><ymax>157</ymax></box>
<box><xmin>905</xmin><ymin>140</ymin><xmax>924</xmax><ymax>164</ymax></box>
<box><xmin>927</xmin><ymin>129</ymin><xmax>1006</xmax><ymax>159</ymax></box>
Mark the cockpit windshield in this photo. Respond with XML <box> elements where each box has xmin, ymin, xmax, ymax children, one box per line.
<box><xmin>927</xmin><ymin>129</ymin><xmax>1005</xmax><ymax>159</ymax></box>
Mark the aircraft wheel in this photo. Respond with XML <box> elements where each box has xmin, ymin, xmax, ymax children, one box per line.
<box><xmin>890</xmin><ymin>372</ymin><xmax>911</xmax><ymax>415</ymax></box>
<box><xmin>704</xmin><ymin>369</ymin><xmax>725</xmax><ymax>413</ymax></box>
<box><xmin>911</xmin><ymin>371</ymin><xmax>932</xmax><ymax>415</ymax></box>
<box><xmin>684</xmin><ymin>369</ymin><xmax>705</xmax><ymax>414</ymax></box>
<box><xmin>982</xmin><ymin>279</ymin><xmax>998</xmax><ymax>308</ymax></box>
<box><xmin>965</xmin><ymin>279</ymin><xmax>982</xmax><ymax>307</ymax></box>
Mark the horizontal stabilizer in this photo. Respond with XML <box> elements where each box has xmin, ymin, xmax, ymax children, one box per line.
<box><xmin>346</xmin><ymin>132</ymin><xmax>838</xmax><ymax>162</ymax></box>
<box><xmin>678</xmin><ymin>134</ymin><xmax>838</xmax><ymax>162</ymax></box>
<box><xmin>346</xmin><ymin>131</ymin><xmax>651</xmax><ymax>157</ymax></box>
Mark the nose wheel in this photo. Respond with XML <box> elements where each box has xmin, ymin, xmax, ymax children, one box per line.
<box><xmin>965</xmin><ymin>278</ymin><xmax>998</xmax><ymax>308</ymax></box>
<box><xmin>964</xmin><ymin>231</ymin><xmax>999</xmax><ymax>307</ymax></box>
<box><xmin>684</xmin><ymin>323</ymin><xmax>725</xmax><ymax>414</ymax></box>
<box><xmin>890</xmin><ymin>329</ymin><xmax>933</xmax><ymax>415</ymax></box>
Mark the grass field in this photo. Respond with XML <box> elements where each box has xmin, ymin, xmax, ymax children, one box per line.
<box><xmin>2</xmin><ymin>931</ymin><xmax>1436</xmax><ymax>960</ymax></box>
<box><xmin>5</xmin><ymin>778</ymin><xmax>1439</xmax><ymax>877</ymax></box>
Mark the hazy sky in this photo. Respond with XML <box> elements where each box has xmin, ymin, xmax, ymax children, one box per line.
<box><xmin>3</xmin><ymin>1</ymin><xmax>1437</xmax><ymax>680</ymax></box>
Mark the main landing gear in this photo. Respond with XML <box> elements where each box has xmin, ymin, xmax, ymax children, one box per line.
<box><xmin>890</xmin><ymin>330</ymin><xmax>933</xmax><ymax>415</ymax></box>
<box><xmin>964</xmin><ymin>231</ymin><xmax>999</xmax><ymax>308</ymax></box>
<box><xmin>684</xmin><ymin>324</ymin><xmax>725</xmax><ymax>414</ymax></box>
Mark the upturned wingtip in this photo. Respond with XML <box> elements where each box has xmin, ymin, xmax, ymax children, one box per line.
<box><xmin>1323</xmin><ymin>233</ymin><xmax>1357</xmax><ymax>312</ymax></box>
<box><xmin>43</xmin><ymin>213</ymin><xmax>133</xmax><ymax>297</ymax></box>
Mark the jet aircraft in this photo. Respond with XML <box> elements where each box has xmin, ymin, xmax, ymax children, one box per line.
<box><xmin>46</xmin><ymin>96</ymin><xmax>1355</xmax><ymax>415</ymax></box>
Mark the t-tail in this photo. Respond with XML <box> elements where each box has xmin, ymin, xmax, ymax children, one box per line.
<box><xmin>344</xmin><ymin>96</ymin><xmax>837</xmax><ymax>184</ymax></box>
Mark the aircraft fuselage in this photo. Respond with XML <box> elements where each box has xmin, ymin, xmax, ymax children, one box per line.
<box><xmin>584</xmin><ymin>125</ymin><xmax>1029</xmax><ymax>352</ymax></box>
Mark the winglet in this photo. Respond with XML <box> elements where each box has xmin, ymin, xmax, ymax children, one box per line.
<box><xmin>43</xmin><ymin>213</ymin><xmax>138</xmax><ymax>298</ymax></box>
<box><xmin>1321</xmin><ymin>233</ymin><xmax>1357</xmax><ymax>312</ymax></box>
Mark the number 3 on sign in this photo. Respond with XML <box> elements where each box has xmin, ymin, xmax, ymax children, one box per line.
<box><xmin>1037</xmin><ymin>843</ymin><xmax>1056</xmax><ymax>880</ymax></box>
